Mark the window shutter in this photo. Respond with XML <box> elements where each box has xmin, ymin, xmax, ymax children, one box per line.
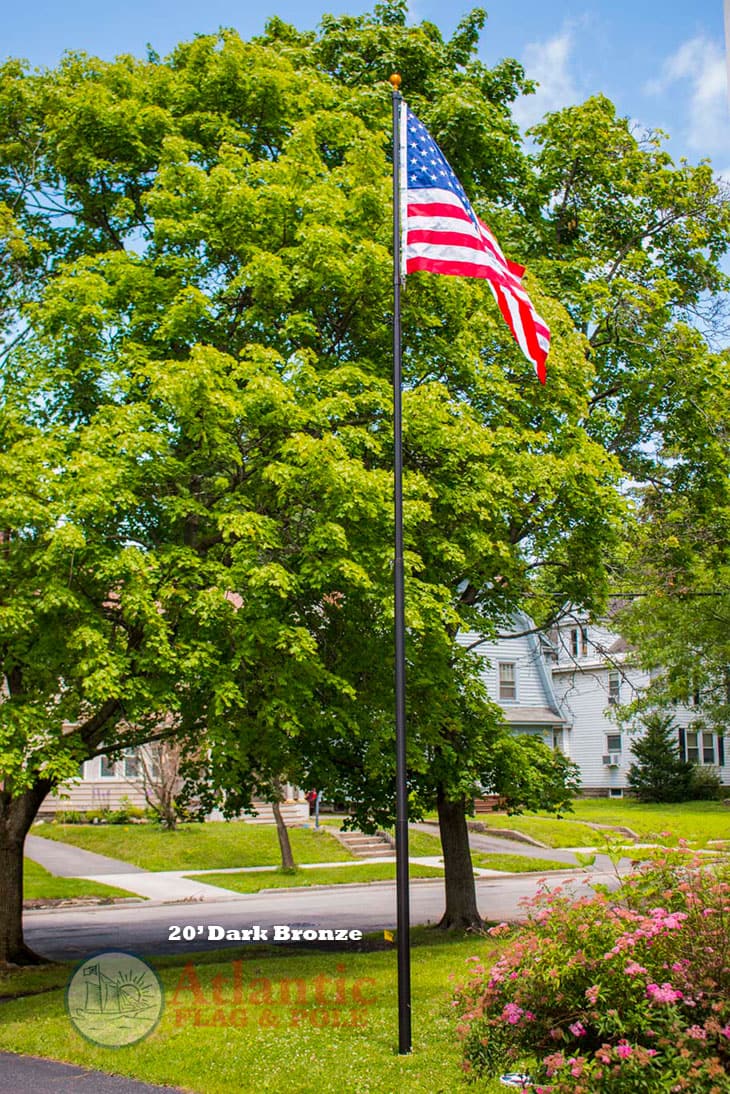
<box><xmin>718</xmin><ymin>734</ymin><xmax>725</xmax><ymax>768</ymax></box>
<box><xmin>678</xmin><ymin>727</ymin><xmax>686</xmax><ymax>760</ymax></box>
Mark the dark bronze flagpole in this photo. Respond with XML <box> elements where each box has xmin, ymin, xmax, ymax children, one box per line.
<box><xmin>389</xmin><ymin>72</ymin><xmax>412</xmax><ymax>1056</ymax></box>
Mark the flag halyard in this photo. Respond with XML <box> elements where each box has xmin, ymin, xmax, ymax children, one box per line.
<box><xmin>399</xmin><ymin>104</ymin><xmax>549</xmax><ymax>384</ymax></box>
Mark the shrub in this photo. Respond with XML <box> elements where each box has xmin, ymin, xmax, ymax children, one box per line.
<box><xmin>627</xmin><ymin>713</ymin><xmax>694</xmax><ymax>803</ymax></box>
<box><xmin>689</xmin><ymin>765</ymin><xmax>724</xmax><ymax>801</ymax></box>
<box><xmin>454</xmin><ymin>857</ymin><xmax>730</xmax><ymax>1092</ymax></box>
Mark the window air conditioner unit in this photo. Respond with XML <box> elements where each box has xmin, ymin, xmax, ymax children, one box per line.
<box><xmin>602</xmin><ymin>753</ymin><xmax>621</xmax><ymax>767</ymax></box>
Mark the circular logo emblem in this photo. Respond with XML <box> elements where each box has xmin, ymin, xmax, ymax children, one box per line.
<box><xmin>65</xmin><ymin>951</ymin><xmax>164</xmax><ymax>1047</ymax></box>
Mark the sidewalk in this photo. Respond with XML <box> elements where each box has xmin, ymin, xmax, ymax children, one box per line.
<box><xmin>25</xmin><ymin>828</ymin><xmax>588</xmax><ymax>905</ymax></box>
<box><xmin>24</xmin><ymin>835</ymin><xmax>248</xmax><ymax>903</ymax></box>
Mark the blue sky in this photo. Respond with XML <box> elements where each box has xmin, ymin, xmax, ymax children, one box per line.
<box><xmin>4</xmin><ymin>1</ymin><xmax>728</xmax><ymax>171</ymax></box>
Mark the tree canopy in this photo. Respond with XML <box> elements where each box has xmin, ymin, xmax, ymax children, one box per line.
<box><xmin>1</xmin><ymin>1</ymin><xmax>729</xmax><ymax>956</ymax></box>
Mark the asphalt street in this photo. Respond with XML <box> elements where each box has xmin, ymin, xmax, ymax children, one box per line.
<box><xmin>23</xmin><ymin>871</ymin><xmax>619</xmax><ymax>961</ymax></box>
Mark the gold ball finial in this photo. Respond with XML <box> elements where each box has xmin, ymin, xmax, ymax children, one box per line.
<box><xmin>389</xmin><ymin>73</ymin><xmax>402</xmax><ymax>90</ymax></box>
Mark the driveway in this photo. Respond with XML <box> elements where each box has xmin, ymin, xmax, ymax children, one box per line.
<box><xmin>0</xmin><ymin>1053</ymin><xmax>185</xmax><ymax>1093</ymax></box>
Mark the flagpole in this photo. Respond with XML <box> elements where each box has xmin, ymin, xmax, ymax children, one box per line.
<box><xmin>389</xmin><ymin>72</ymin><xmax>412</xmax><ymax>1057</ymax></box>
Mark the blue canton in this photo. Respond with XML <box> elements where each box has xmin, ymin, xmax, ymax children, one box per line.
<box><xmin>405</xmin><ymin>108</ymin><xmax>478</xmax><ymax>229</ymax></box>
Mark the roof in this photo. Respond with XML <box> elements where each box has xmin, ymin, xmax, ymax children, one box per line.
<box><xmin>501</xmin><ymin>706</ymin><xmax>567</xmax><ymax>727</ymax></box>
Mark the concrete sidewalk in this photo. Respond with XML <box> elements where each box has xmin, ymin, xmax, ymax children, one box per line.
<box><xmin>25</xmin><ymin>835</ymin><xmax>244</xmax><ymax>903</ymax></box>
<box><xmin>25</xmin><ymin>835</ymin><xmax>146</xmax><ymax>877</ymax></box>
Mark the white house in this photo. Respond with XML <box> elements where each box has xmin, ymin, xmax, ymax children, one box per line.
<box><xmin>457</xmin><ymin>612</ymin><xmax>567</xmax><ymax>751</ymax></box>
<box><xmin>41</xmin><ymin>612</ymin><xmax>730</xmax><ymax>811</ymax></box>
<box><xmin>548</xmin><ymin>614</ymin><xmax>729</xmax><ymax>795</ymax></box>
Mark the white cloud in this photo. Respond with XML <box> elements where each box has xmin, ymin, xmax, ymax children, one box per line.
<box><xmin>645</xmin><ymin>36</ymin><xmax>729</xmax><ymax>153</ymax></box>
<box><xmin>512</xmin><ymin>30</ymin><xmax>582</xmax><ymax>131</ymax></box>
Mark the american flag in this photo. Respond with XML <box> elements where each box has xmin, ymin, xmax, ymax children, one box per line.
<box><xmin>399</xmin><ymin>105</ymin><xmax>550</xmax><ymax>384</ymax></box>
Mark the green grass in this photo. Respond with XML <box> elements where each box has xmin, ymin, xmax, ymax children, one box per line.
<box><xmin>31</xmin><ymin>822</ymin><xmax>354</xmax><ymax>871</ymax></box>
<box><xmin>0</xmin><ymin>931</ymin><xmax>509</xmax><ymax>1093</ymax></box>
<box><xmin>23</xmin><ymin>859</ymin><xmax>138</xmax><ymax>903</ymax></box>
<box><xmin>188</xmin><ymin>863</ymin><xmax>445</xmax><ymax>894</ymax></box>
<box><xmin>472</xmin><ymin>852</ymin><xmax>570</xmax><ymax>873</ymax></box>
<box><xmin>468</xmin><ymin>813</ymin><xmax>598</xmax><ymax>848</ymax></box>
<box><xmin>0</xmin><ymin>964</ymin><xmax>70</xmax><ymax>1000</ymax></box>
<box><xmin>459</xmin><ymin>800</ymin><xmax>730</xmax><ymax>850</ymax></box>
<box><xmin>567</xmin><ymin>799</ymin><xmax>730</xmax><ymax>848</ymax></box>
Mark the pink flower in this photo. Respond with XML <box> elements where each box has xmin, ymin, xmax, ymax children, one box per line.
<box><xmin>543</xmin><ymin>1052</ymin><xmax>565</xmax><ymax>1076</ymax></box>
<box><xmin>585</xmin><ymin>985</ymin><xmax>600</xmax><ymax>1005</ymax></box>
<box><xmin>569</xmin><ymin>1021</ymin><xmax>587</xmax><ymax>1038</ymax></box>
<box><xmin>570</xmin><ymin>1057</ymin><xmax>585</xmax><ymax>1078</ymax></box>
<box><xmin>687</xmin><ymin>1025</ymin><xmax>707</xmax><ymax>1040</ymax></box>
<box><xmin>646</xmin><ymin>982</ymin><xmax>683</xmax><ymax>1004</ymax></box>
<box><xmin>625</xmin><ymin>961</ymin><xmax>647</xmax><ymax>976</ymax></box>
<box><xmin>720</xmin><ymin>1025</ymin><xmax>730</xmax><ymax>1040</ymax></box>
<box><xmin>616</xmin><ymin>1041</ymin><xmax>633</xmax><ymax>1059</ymax></box>
<box><xmin>487</xmin><ymin>922</ymin><xmax>511</xmax><ymax>936</ymax></box>
<box><xmin>501</xmin><ymin>1002</ymin><xmax>525</xmax><ymax>1025</ymax></box>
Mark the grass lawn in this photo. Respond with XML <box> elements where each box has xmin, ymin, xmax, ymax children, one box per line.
<box><xmin>31</xmin><ymin>822</ymin><xmax>354</xmax><ymax>871</ymax></box>
<box><xmin>23</xmin><ymin>860</ymin><xmax>138</xmax><ymax>903</ymax></box>
<box><xmin>567</xmin><ymin>799</ymin><xmax>730</xmax><ymax>847</ymax></box>
<box><xmin>467</xmin><ymin>813</ymin><xmax>598</xmax><ymax>848</ymax></box>
<box><xmin>0</xmin><ymin>931</ymin><xmax>508</xmax><ymax>1093</ymax></box>
<box><xmin>472</xmin><ymin>852</ymin><xmax>570</xmax><ymax>873</ymax></box>
<box><xmin>188</xmin><ymin>863</ymin><xmax>445</xmax><ymax>894</ymax></box>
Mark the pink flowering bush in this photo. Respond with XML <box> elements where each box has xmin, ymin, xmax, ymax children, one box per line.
<box><xmin>454</xmin><ymin>858</ymin><xmax>730</xmax><ymax>1092</ymax></box>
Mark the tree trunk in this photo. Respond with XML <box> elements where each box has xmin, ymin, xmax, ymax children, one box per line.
<box><xmin>436</xmin><ymin>786</ymin><xmax>484</xmax><ymax>931</ymax></box>
<box><xmin>271</xmin><ymin>796</ymin><xmax>295</xmax><ymax>871</ymax></box>
<box><xmin>0</xmin><ymin>781</ymin><xmax>53</xmax><ymax>966</ymax></box>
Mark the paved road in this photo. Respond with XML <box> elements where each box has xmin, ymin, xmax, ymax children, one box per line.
<box><xmin>24</xmin><ymin>872</ymin><xmax>618</xmax><ymax>962</ymax></box>
<box><xmin>0</xmin><ymin>1053</ymin><xmax>184</xmax><ymax>1093</ymax></box>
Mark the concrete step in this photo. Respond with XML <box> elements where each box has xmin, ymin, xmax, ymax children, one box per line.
<box><xmin>335</xmin><ymin>830</ymin><xmax>394</xmax><ymax>858</ymax></box>
<box><xmin>241</xmin><ymin>802</ymin><xmax>310</xmax><ymax>825</ymax></box>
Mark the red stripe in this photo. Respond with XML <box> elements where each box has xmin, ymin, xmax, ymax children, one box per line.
<box><xmin>407</xmin><ymin>256</ymin><xmax>506</xmax><ymax>280</ymax></box>
<box><xmin>407</xmin><ymin>202</ymin><xmax>473</xmax><ymax>224</ymax></box>
<box><xmin>407</xmin><ymin>228</ymin><xmax>485</xmax><ymax>250</ymax></box>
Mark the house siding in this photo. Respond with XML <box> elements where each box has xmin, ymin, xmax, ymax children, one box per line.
<box><xmin>552</xmin><ymin>620</ymin><xmax>730</xmax><ymax>792</ymax></box>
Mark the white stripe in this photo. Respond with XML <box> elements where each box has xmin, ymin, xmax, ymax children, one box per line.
<box><xmin>407</xmin><ymin>186</ymin><xmax>468</xmax><ymax>206</ymax></box>
<box><xmin>407</xmin><ymin>213</ymin><xmax>483</xmax><ymax>238</ymax></box>
<box><xmin>491</xmin><ymin>284</ymin><xmax>532</xmax><ymax>361</ymax></box>
<box><xmin>405</xmin><ymin>240</ymin><xmax>505</xmax><ymax>270</ymax></box>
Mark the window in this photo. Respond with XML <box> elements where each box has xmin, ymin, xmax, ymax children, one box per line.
<box><xmin>581</xmin><ymin>626</ymin><xmax>589</xmax><ymax>657</ymax></box>
<box><xmin>609</xmin><ymin>788</ymin><xmax>624</xmax><ymax>798</ymax></box>
<box><xmin>686</xmin><ymin>731</ymin><xmax>699</xmax><ymax>764</ymax></box>
<box><xmin>570</xmin><ymin>628</ymin><xmax>578</xmax><ymax>657</ymax></box>
<box><xmin>686</xmin><ymin>731</ymin><xmax>716</xmax><ymax>765</ymax></box>
<box><xmin>123</xmin><ymin>749</ymin><xmax>140</xmax><ymax>778</ymax></box>
<box><xmin>608</xmin><ymin>671</ymin><xmax>620</xmax><ymax>705</ymax></box>
<box><xmin>99</xmin><ymin>754</ymin><xmax>116</xmax><ymax>778</ymax></box>
<box><xmin>702</xmin><ymin>732</ymin><xmax>715</xmax><ymax>765</ymax></box>
<box><xmin>498</xmin><ymin>662</ymin><xmax>516</xmax><ymax>701</ymax></box>
<box><xmin>606</xmin><ymin>733</ymin><xmax>622</xmax><ymax>753</ymax></box>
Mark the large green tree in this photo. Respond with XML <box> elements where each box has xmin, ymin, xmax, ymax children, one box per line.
<box><xmin>3</xmin><ymin>2</ymin><xmax>726</xmax><ymax>959</ymax></box>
